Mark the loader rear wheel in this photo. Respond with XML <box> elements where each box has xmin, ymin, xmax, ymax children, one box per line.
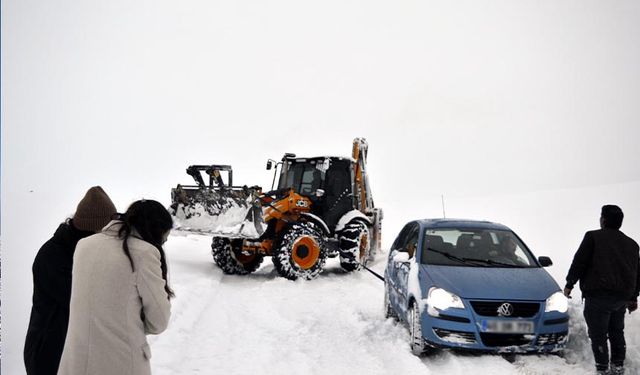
<box><xmin>272</xmin><ymin>222</ymin><xmax>327</xmax><ymax>280</ymax></box>
<box><xmin>211</xmin><ymin>237</ymin><xmax>263</xmax><ymax>275</ymax></box>
<box><xmin>339</xmin><ymin>221</ymin><xmax>370</xmax><ymax>272</ymax></box>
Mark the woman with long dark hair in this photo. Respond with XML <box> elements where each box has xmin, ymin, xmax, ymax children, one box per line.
<box><xmin>59</xmin><ymin>199</ymin><xmax>173</xmax><ymax>375</ymax></box>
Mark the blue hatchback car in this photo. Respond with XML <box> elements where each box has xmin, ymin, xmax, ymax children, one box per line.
<box><xmin>384</xmin><ymin>219</ymin><xmax>569</xmax><ymax>355</ymax></box>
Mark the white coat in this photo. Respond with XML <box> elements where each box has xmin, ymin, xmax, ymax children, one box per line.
<box><xmin>58</xmin><ymin>221</ymin><xmax>171</xmax><ymax>375</ymax></box>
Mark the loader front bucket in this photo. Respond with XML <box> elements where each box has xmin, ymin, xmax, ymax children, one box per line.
<box><xmin>169</xmin><ymin>184</ymin><xmax>266</xmax><ymax>238</ymax></box>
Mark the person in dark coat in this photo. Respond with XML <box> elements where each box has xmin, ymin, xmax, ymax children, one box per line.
<box><xmin>564</xmin><ymin>205</ymin><xmax>640</xmax><ymax>375</ymax></box>
<box><xmin>24</xmin><ymin>186</ymin><xmax>117</xmax><ymax>375</ymax></box>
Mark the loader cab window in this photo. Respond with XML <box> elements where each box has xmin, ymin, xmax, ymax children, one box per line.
<box><xmin>279</xmin><ymin>161</ymin><xmax>325</xmax><ymax>195</ymax></box>
<box><xmin>300</xmin><ymin>167</ymin><xmax>322</xmax><ymax>195</ymax></box>
<box><xmin>318</xmin><ymin>159</ymin><xmax>352</xmax><ymax>229</ymax></box>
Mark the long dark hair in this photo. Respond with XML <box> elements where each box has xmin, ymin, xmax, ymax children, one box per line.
<box><xmin>118</xmin><ymin>199</ymin><xmax>175</xmax><ymax>299</ymax></box>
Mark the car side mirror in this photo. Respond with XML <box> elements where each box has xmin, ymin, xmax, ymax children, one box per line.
<box><xmin>266</xmin><ymin>161</ymin><xmax>273</xmax><ymax>170</ymax></box>
<box><xmin>393</xmin><ymin>252</ymin><xmax>410</xmax><ymax>263</ymax></box>
<box><xmin>538</xmin><ymin>256</ymin><xmax>553</xmax><ymax>267</ymax></box>
<box><xmin>314</xmin><ymin>189</ymin><xmax>325</xmax><ymax>197</ymax></box>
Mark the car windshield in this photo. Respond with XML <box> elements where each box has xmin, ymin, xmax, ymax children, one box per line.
<box><xmin>420</xmin><ymin>228</ymin><xmax>538</xmax><ymax>268</ymax></box>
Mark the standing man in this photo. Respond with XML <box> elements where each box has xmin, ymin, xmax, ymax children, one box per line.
<box><xmin>565</xmin><ymin>205</ymin><xmax>639</xmax><ymax>375</ymax></box>
<box><xmin>24</xmin><ymin>186</ymin><xmax>117</xmax><ymax>375</ymax></box>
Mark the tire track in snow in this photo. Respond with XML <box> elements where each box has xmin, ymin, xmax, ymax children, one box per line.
<box><xmin>149</xmin><ymin>235</ymin><xmax>229</xmax><ymax>374</ymax></box>
<box><xmin>151</xmin><ymin>250</ymin><xmax>430</xmax><ymax>375</ymax></box>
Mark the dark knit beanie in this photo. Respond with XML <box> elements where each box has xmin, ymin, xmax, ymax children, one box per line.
<box><xmin>73</xmin><ymin>186</ymin><xmax>117</xmax><ymax>233</ymax></box>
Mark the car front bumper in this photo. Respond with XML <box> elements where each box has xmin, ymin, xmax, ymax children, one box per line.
<box><xmin>420</xmin><ymin>301</ymin><xmax>569</xmax><ymax>353</ymax></box>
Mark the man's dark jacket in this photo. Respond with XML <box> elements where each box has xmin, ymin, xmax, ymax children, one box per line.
<box><xmin>566</xmin><ymin>228</ymin><xmax>640</xmax><ymax>300</ymax></box>
<box><xmin>24</xmin><ymin>221</ymin><xmax>93</xmax><ymax>375</ymax></box>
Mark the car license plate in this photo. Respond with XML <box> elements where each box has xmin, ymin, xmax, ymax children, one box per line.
<box><xmin>481</xmin><ymin>320</ymin><xmax>534</xmax><ymax>334</ymax></box>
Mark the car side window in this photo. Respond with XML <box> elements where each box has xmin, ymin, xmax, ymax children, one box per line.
<box><xmin>394</xmin><ymin>223</ymin><xmax>418</xmax><ymax>256</ymax></box>
<box><xmin>392</xmin><ymin>224</ymin><xmax>413</xmax><ymax>252</ymax></box>
<box><xmin>405</xmin><ymin>227</ymin><xmax>419</xmax><ymax>259</ymax></box>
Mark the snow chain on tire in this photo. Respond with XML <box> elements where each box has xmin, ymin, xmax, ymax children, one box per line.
<box><xmin>338</xmin><ymin>221</ymin><xmax>371</xmax><ymax>272</ymax></box>
<box><xmin>211</xmin><ymin>237</ymin><xmax>264</xmax><ymax>275</ymax></box>
<box><xmin>272</xmin><ymin>222</ymin><xmax>327</xmax><ymax>280</ymax></box>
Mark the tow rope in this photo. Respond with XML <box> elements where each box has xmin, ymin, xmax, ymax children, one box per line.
<box><xmin>363</xmin><ymin>265</ymin><xmax>385</xmax><ymax>282</ymax></box>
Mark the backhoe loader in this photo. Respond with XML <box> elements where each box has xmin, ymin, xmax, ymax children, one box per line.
<box><xmin>169</xmin><ymin>138</ymin><xmax>383</xmax><ymax>280</ymax></box>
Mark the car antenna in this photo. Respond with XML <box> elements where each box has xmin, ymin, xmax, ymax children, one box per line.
<box><xmin>441</xmin><ymin>194</ymin><xmax>446</xmax><ymax>218</ymax></box>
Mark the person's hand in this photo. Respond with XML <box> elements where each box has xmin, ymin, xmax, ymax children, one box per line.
<box><xmin>563</xmin><ymin>287</ymin><xmax>573</xmax><ymax>298</ymax></box>
<box><xmin>628</xmin><ymin>300</ymin><xmax>638</xmax><ymax>314</ymax></box>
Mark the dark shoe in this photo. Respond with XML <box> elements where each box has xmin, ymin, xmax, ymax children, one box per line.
<box><xmin>610</xmin><ymin>365</ymin><xmax>624</xmax><ymax>375</ymax></box>
<box><xmin>595</xmin><ymin>363</ymin><xmax>609</xmax><ymax>375</ymax></box>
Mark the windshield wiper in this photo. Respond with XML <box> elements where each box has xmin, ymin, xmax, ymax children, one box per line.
<box><xmin>426</xmin><ymin>247</ymin><xmax>482</xmax><ymax>266</ymax></box>
<box><xmin>426</xmin><ymin>248</ymin><xmax>528</xmax><ymax>267</ymax></box>
<box><xmin>462</xmin><ymin>258</ymin><xmax>525</xmax><ymax>268</ymax></box>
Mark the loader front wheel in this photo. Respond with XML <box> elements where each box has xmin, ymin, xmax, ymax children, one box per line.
<box><xmin>339</xmin><ymin>221</ymin><xmax>370</xmax><ymax>272</ymax></box>
<box><xmin>211</xmin><ymin>237</ymin><xmax>263</xmax><ymax>275</ymax></box>
<box><xmin>272</xmin><ymin>222</ymin><xmax>327</xmax><ymax>280</ymax></box>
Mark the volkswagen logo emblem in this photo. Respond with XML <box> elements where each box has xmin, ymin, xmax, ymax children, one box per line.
<box><xmin>497</xmin><ymin>303</ymin><xmax>514</xmax><ymax>317</ymax></box>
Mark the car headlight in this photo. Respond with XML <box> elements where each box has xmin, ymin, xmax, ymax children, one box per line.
<box><xmin>426</xmin><ymin>287</ymin><xmax>465</xmax><ymax>310</ymax></box>
<box><xmin>545</xmin><ymin>291</ymin><xmax>569</xmax><ymax>313</ymax></box>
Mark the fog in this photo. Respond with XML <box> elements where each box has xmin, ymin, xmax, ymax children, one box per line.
<box><xmin>2</xmin><ymin>0</ymin><xmax>640</xmax><ymax>373</ymax></box>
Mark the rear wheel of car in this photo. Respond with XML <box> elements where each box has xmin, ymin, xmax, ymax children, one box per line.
<box><xmin>384</xmin><ymin>285</ymin><xmax>398</xmax><ymax>320</ymax></box>
<box><xmin>408</xmin><ymin>302</ymin><xmax>429</xmax><ymax>356</ymax></box>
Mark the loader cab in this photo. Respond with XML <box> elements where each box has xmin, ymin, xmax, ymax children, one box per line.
<box><xmin>277</xmin><ymin>156</ymin><xmax>354</xmax><ymax>230</ymax></box>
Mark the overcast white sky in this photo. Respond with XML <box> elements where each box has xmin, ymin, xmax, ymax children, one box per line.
<box><xmin>3</xmin><ymin>0</ymin><xmax>640</xmax><ymax>206</ymax></box>
<box><xmin>2</xmin><ymin>0</ymin><xmax>640</xmax><ymax>372</ymax></box>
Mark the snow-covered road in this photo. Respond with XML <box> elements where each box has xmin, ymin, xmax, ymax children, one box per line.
<box><xmin>151</xmin><ymin>233</ymin><xmax>640</xmax><ymax>375</ymax></box>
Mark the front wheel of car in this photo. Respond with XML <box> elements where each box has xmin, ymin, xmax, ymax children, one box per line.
<box><xmin>408</xmin><ymin>302</ymin><xmax>431</xmax><ymax>356</ymax></box>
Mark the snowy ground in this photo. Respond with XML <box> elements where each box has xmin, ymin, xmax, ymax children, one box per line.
<box><xmin>3</xmin><ymin>182</ymin><xmax>639</xmax><ymax>374</ymax></box>
<box><xmin>151</xmin><ymin>233</ymin><xmax>640</xmax><ymax>375</ymax></box>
